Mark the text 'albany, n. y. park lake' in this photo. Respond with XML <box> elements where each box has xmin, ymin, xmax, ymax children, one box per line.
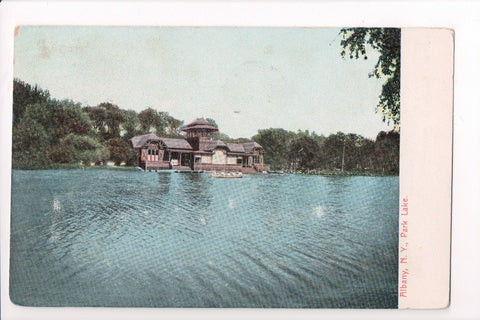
<box><xmin>10</xmin><ymin>169</ymin><xmax>398</xmax><ymax>308</ymax></box>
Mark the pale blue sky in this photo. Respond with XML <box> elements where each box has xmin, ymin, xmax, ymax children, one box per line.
<box><xmin>14</xmin><ymin>26</ymin><xmax>393</xmax><ymax>139</ymax></box>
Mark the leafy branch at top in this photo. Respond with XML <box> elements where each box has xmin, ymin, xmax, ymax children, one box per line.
<box><xmin>340</xmin><ymin>28</ymin><xmax>401</xmax><ymax>129</ymax></box>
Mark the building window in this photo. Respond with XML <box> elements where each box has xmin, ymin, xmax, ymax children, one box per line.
<box><xmin>148</xmin><ymin>149</ymin><xmax>159</xmax><ymax>155</ymax></box>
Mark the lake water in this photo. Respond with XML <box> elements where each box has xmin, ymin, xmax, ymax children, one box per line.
<box><xmin>10</xmin><ymin>169</ymin><xmax>398</xmax><ymax>308</ymax></box>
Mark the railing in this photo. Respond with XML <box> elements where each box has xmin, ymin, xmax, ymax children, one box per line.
<box><xmin>144</xmin><ymin>160</ymin><xmax>170</xmax><ymax>170</ymax></box>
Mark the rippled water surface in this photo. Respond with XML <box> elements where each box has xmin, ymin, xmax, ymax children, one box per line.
<box><xmin>10</xmin><ymin>169</ymin><xmax>398</xmax><ymax>308</ymax></box>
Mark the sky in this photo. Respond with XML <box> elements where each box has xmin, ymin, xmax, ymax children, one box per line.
<box><xmin>14</xmin><ymin>26</ymin><xmax>393</xmax><ymax>139</ymax></box>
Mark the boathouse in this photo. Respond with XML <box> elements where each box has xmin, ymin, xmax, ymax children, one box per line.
<box><xmin>130</xmin><ymin>118</ymin><xmax>268</xmax><ymax>173</ymax></box>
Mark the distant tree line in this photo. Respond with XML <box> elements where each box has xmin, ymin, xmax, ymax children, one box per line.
<box><xmin>253</xmin><ymin>128</ymin><xmax>399</xmax><ymax>174</ymax></box>
<box><xmin>12</xmin><ymin>79</ymin><xmax>399</xmax><ymax>174</ymax></box>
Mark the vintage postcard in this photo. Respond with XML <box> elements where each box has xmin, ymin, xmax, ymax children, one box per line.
<box><xmin>1</xmin><ymin>3</ymin><xmax>455</xmax><ymax>318</ymax></box>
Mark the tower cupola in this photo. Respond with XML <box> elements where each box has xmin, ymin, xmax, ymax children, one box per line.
<box><xmin>181</xmin><ymin>118</ymin><xmax>219</xmax><ymax>151</ymax></box>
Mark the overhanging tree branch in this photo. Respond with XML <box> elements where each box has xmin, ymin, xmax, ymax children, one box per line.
<box><xmin>340</xmin><ymin>28</ymin><xmax>401</xmax><ymax>129</ymax></box>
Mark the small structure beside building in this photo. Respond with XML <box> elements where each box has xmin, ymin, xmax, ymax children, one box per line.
<box><xmin>130</xmin><ymin>118</ymin><xmax>268</xmax><ymax>173</ymax></box>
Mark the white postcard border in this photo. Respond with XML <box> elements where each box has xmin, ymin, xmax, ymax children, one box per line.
<box><xmin>399</xmin><ymin>28</ymin><xmax>453</xmax><ymax>309</ymax></box>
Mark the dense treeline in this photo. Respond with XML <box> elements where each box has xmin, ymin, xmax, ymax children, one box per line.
<box><xmin>12</xmin><ymin>79</ymin><xmax>399</xmax><ymax>174</ymax></box>
<box><xmin>12</xmin><ymin>79</ymin><xmax>188</xmax><ymax>169</ymax></box>
<box><xmin>253</xmin><ymin>129</ymin><xmax>399</xmax><ymax>174</ymax></box>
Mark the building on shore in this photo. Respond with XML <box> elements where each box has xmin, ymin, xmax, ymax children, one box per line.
<box><xmin>130</xmin><ymin>118</ymin><xmax>268</xmax><ymax>173</ymax></box>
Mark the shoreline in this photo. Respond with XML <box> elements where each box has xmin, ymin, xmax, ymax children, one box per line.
<box><xmin>273</xmin><ymin>169</ymin><xmax>398</xmax><ymax>177</ymax></box>
<box><xmin>11</xmin><ymin>165</ymin><xmax>398</xmax><ymax>176</ymax></box>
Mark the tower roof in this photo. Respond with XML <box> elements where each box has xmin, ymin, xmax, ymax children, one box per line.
<box><xmin>181</xmin><ymin>118</ymin><xmax>219</xmax><ymax>132</ymax></box>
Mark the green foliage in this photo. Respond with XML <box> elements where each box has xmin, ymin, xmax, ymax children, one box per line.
<box><xmin>253</xmin><ymin>127</ymin><xmax>399</xmax><ymax>174</ymax></box>
<box><xmin>119</xmin><ymin>110</ymin><xmax>140</xmax><ymax>166</ymax></box>
<box><xmin>51</xmin><ymin>134</ymin><xmax>106</xmax><ymax>166</ymax></box>
<box><xmin>206</xmin><ymin>118</ymin><xmax>218</xmax><ymax>128</ymax></box>
<box><xmin>138</xmin><ymin>107</ymin><xmax>164</xmax><ymax>135</ymax></box>
<box><xmin>322</xmin><ymin>132</ymin><xmax>345</xmax><ymax>169</ymax></box>
<box><xmin>374</xmin><ymin>131</ymin><xmax>400</xmax><ymax>173</ymax></box>
<box><xmin>12</xmin><ymin>80</ymin><xmax>187</xmax><ymax>169</ymax></box>
<box><xmin>137</xmin><ymin>107</ymin><xmax>183</xmax><ymax>138</ymax></box>
<box><xmin>124</xmin><ymin>146</ymin><xmax>138</xmax><ymax>167</ymax></box>
<box><xmin>12</xmin><ymin>83</ymin><xmax>106</xmax><ymax>169</ymax></box>
<box><xmin>287</xmin><ymin>133</ymin><xmax>322</xmax><ymax>170</ymax></box>
<box><xmin>340</xmin><ymin>28</ymin><xmax>401</xmax><ymax>128</ymax></box>
<box><xmin>83</xmin><ymin>102</ymin><xmax>124</xmax><ymax>142</ymax></box>
<box><xmin>28</xmin><ymin>100</ymin><xmax>93</xmax><ymax>143</ymax></box>
<box><xmin>233</xmin><ymin>137</ymin><xmax>251</xmax><ymax>143</ymax></box>
<box><xmin>121</xmin><ymin>109</ymin><xmax>139</xmax><ymax>141</ymax></box>
<box><xmin>13</xmin><ymin>79</ymin><xmax>50</xmax><ymax>124</ymax></box>
<box><xmin>107</xmin><ymin>138</ymin><xmax>130</xmax><ymax>166</ymax></box>
<box><xmin>252</xmin><ymin>128</ymin><xmax>297</xmax><ymax>170</ymax></box>
<box><xmin>12</xmin><ymin>112</ymin><xmax>52</xmax><ymax>169</ymax></box>
<box><xmin>165</xmin><ymin>116</ymin><xmax>184</xmax><ymax>138</ymax></box>
<box><xmin>206</xmin><ymin>118</ymin><xmax>229</xmax><ymax>141</ymax></box>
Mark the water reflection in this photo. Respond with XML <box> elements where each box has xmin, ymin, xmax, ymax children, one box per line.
<box><xmin>156</xmin><ymin>172</ymin><xmax>172</xmax><ymax>195</ymax></box>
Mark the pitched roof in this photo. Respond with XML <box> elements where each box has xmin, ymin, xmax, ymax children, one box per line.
<box><xmin>160</xmin><ymin>138</ymin><xmax>193</xmax><ymax>150</ymax></box>
<box><xmin>227</xmin><ymin>143</ymin><xmax>245</xmax><ymax>153</ymax></box>
<box><xmin>242</xmin><ymin>142</ymin><xmax>263</xmax><ymax>153</ymax></box>
<box><xmin>130</xmin><ymin>133</ymin><xmax>160</xmax><ymax>148</ymax></box>
<box><xmin>204</xmin><ymin>140</ymin><xmax>228</xmax><ymax>151</ymax></box>
<box><xmin>181</xmin><ymin>118</ymin><xmax>219</xmax><ymax>132</ymax></box>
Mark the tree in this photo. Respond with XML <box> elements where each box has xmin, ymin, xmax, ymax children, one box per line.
<box><xmin>287</xmin><ymin>133</ymin><xmax>322</xmax><ymax>171</ymax></box>
<box><xmin>252</xmin><ymin>128</ymin><xmax>297</xmax><ymax>170</ymax></box>
<box><xmin>84</xmin><ymin>102</ymin><xmax>124</xmax><ymax>142</ymax></box>
<box><xmin>340</xmin><ymin>28</ymin><xmax>401</xmax><ymax>129</ymax></box>
<box><xmin>357</xmin><ymin>138</ymin><xmax>376</xmax><ymax>172</ymax></box>
<box><xmin>341</xmin><ymin>133</ymin><xmax>367</xmax><ymax>172</ymax></box>
<box><xmin>164</xmin><ymin>116</ymin><xmax>184</xmax><ymax>138</ymax></box>
<box><xmin>374</xmin><ymin>130</ymin><xmax>400</xmax><ymax>174</ymax></box>
<box><xmin>13</xmin><ymin>79</ymin><xmax>50</xmax><ymax>124</ymax></box>
<box><xmin>103</xmin><ymin>103</ymin><xmax>124</xmax><ymax>140</ymax></box>
<box><xmin>51</xmin><ymin>133</ymin><xmax>105</xmax><ymax>165</ymax></box>
<box><xmin>121</xmin><ymin>109</ymin><xmax>139</xmax><ymax>140</ymax></box>
<box><xmin>322</xmin><ymin>132</ymin><xmax>345</xmax><ymax>170</ymax></box>
<box><xmin>206</xmin><ymin>118</ymin><xmax>218</xmax><ymax>129</ymax></box>
<box><xmin>11</xmin><ymin>88</ymin><xmax>106</xmax><ymax>169</ymax></box>
<box><xmin>12</xmin><ymin>112</ymin><xmax>52</xmax><ymax>169</ymax></box>
<box><xmin>107</xmin><ymin>138</ymin><xmax>129</xmax><ymax>166</ymax></box>
<box><xmin>138</xmin><ymin>107</ymin><xmax>164</xmax><ymax>135</ymax></box>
